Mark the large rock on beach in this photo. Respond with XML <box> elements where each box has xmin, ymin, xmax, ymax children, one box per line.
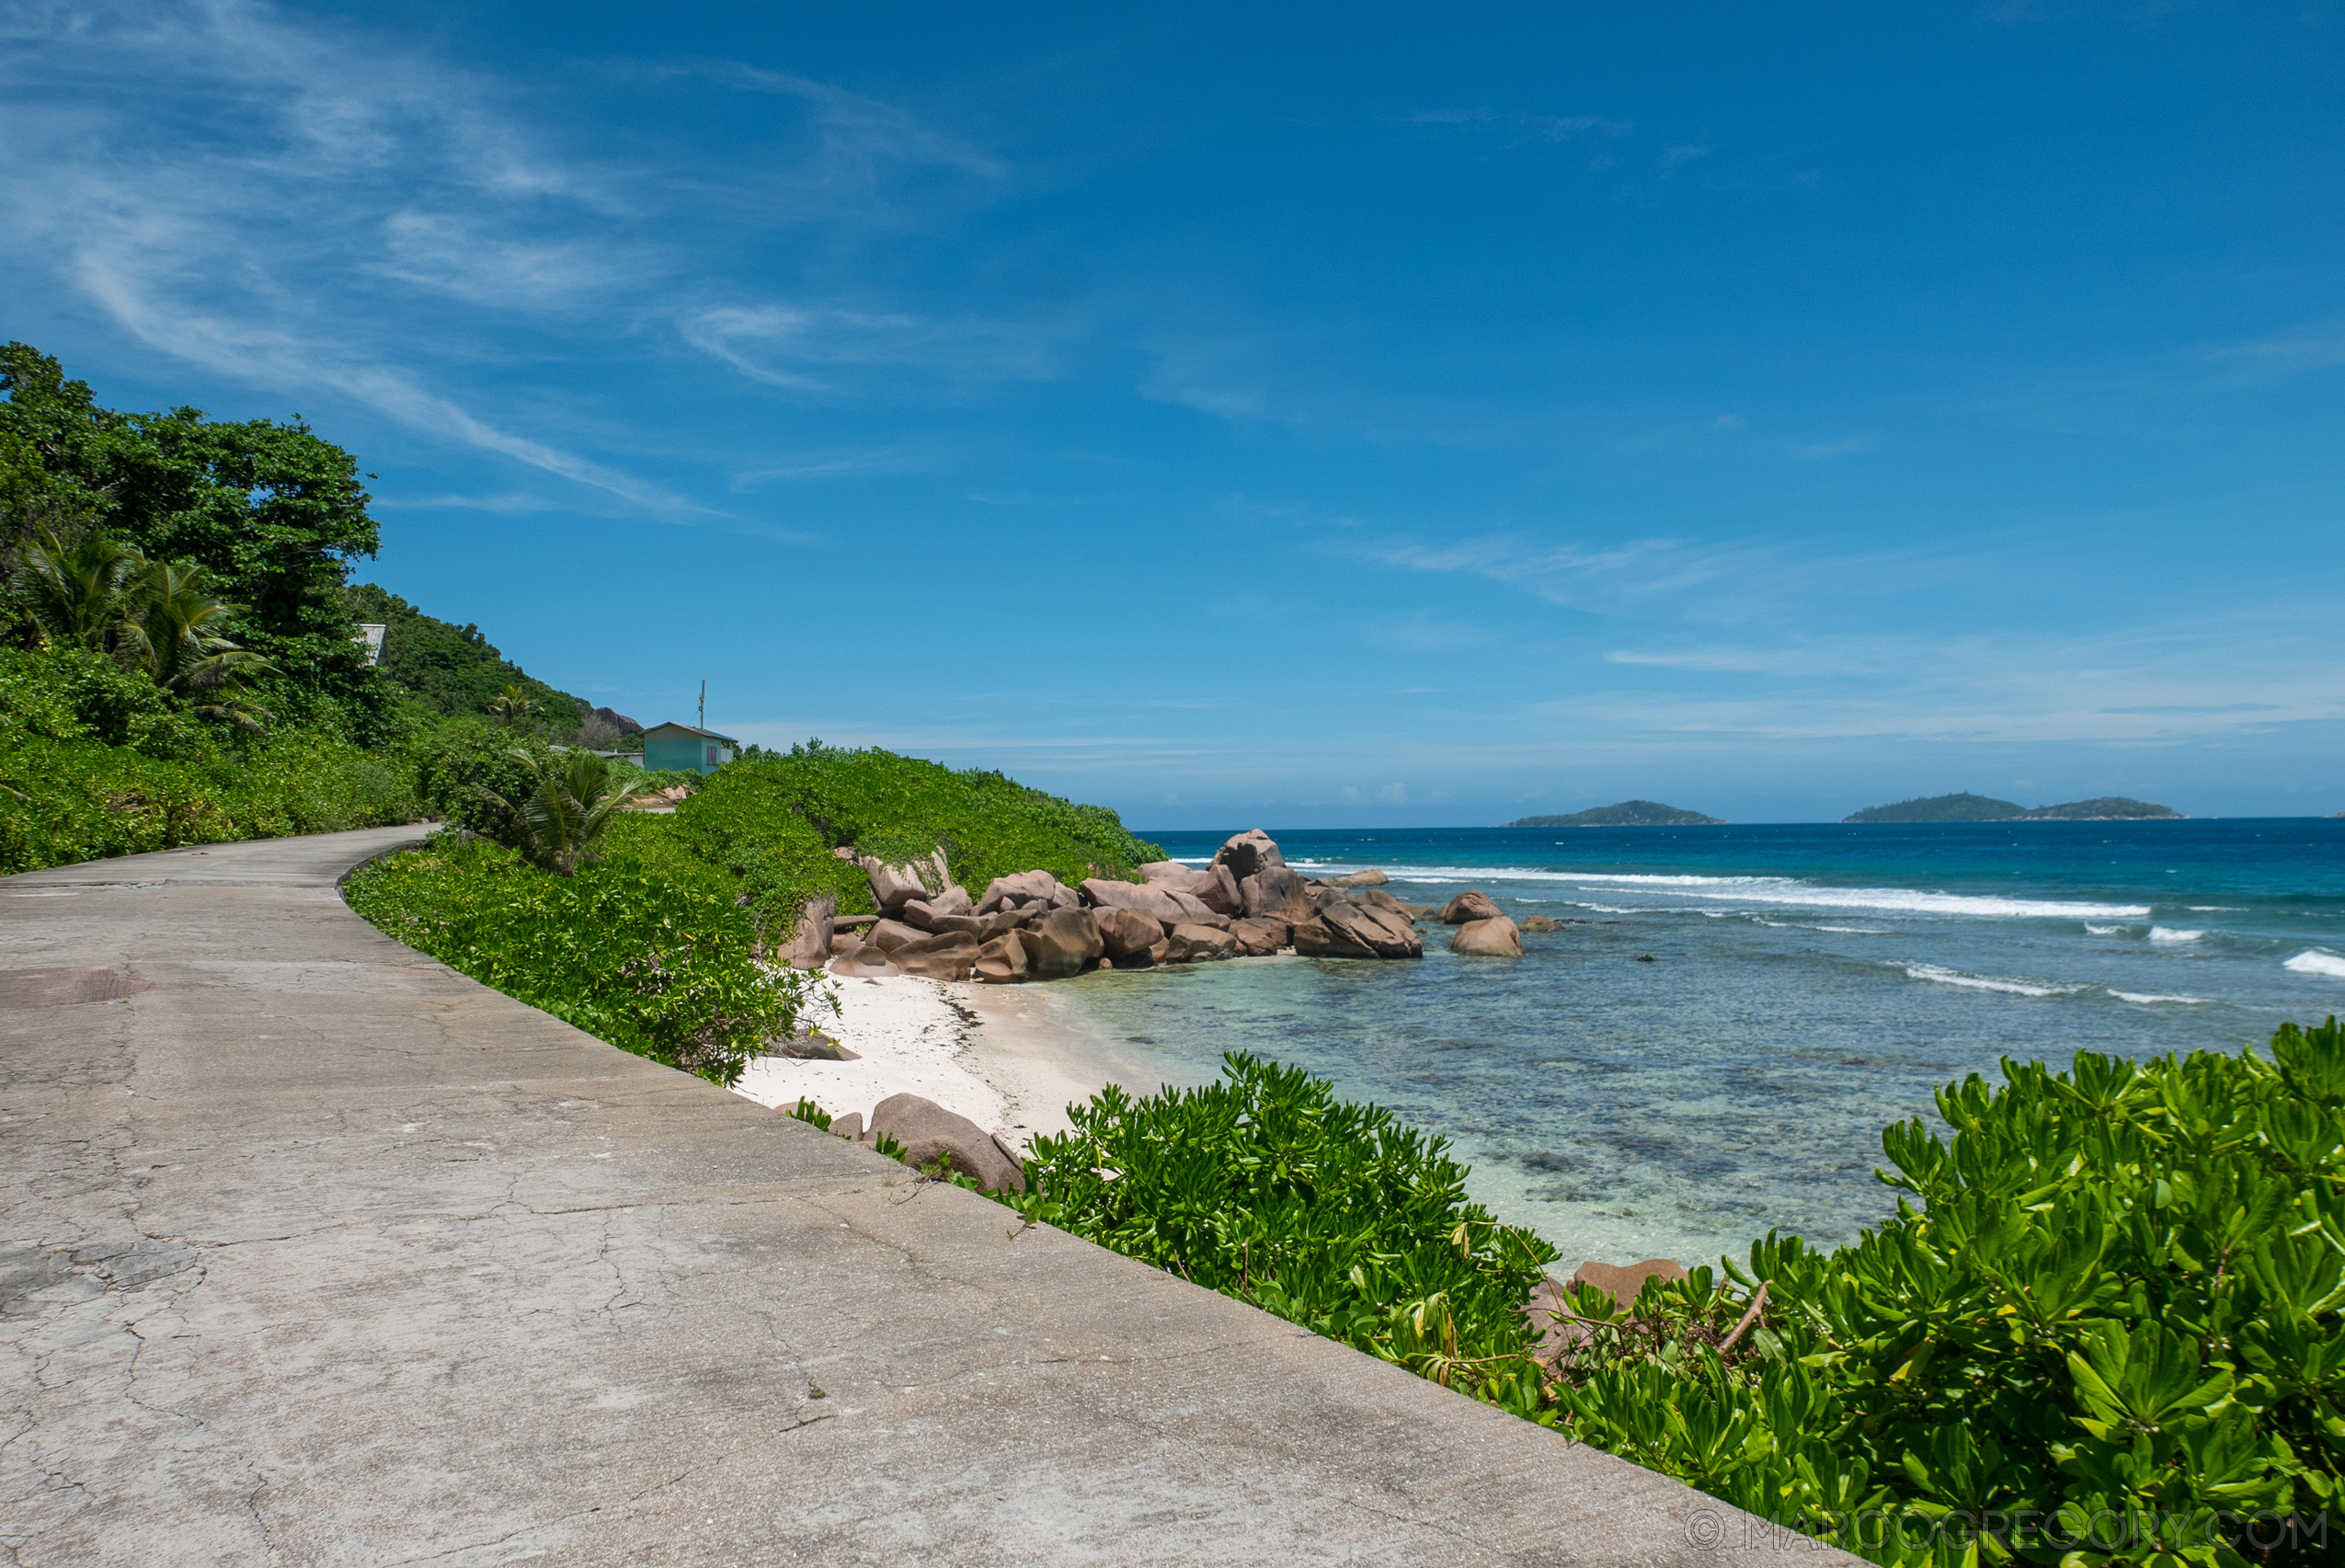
<box><xmin>1440</xmin><ymin>890</ymin><xmax>1504</xmax><ymax>924</ymax></box>
<box><xmin>1213</xmin><ymin>829</ymin><xmax>1285</xmax><ymax>883</ymax></box>
<box><xmin>866</xmin><ymin>919</ymin><xmax>924</xmax><ymax>954</ymax></box>
<box><xmin>1230</xmin><ymin>917</ymin><xmax>1290</xmax><ymax>956</ymax></box>
<box><xmin>788</xmin><ymin>894</ymin><xmax>836</xmax><ymax>970</ymax></box>
<box><xmin>1163</xmin><ymin>922</ymin><xmax>1237</xmax><ymax>963</ymax></box>
<box><xmin>871</xmin><ymin>1093</ymin><xmax>1026</xmax><ymax>1193</ymax></box>
<box><xmin>974</xmin><ymin>932</ymin><xmax>1029</xmax><ymax>984</ymax></box>
<box><xmin>1325</xmin><ymin>869</ymin><xmax>1390</xmax><ymax>888</ymax></box>
<box><xmin>1241</xmin><ymin>865</ymin><xmax>1315</xmax><ymax>923</ymax></box>
<box><xmin>976</xmin><ymin>870</ymin><xmax>1068</xmax><ymax>915</ymax></box>
<box><xmin>1138</xmin><ymin>861</ymin><xmax>1208</xmax><ymax>893</ymax></box>
<box><xmin>889</xmin><ymin>932</ymin><xmax>979</xmax><ymax>981</ymax></box>
<box><xmin>1193</xmin><ymin>862</ymin><xmax>1245</xmax><ymax>916</ymax></box>
<box><xmin>1081</xmin><ymin>877</ymin><xmax>1217</xmax><ymax>926</ymax></box>
<box><xmin>1450</xmin><ymin>916</ymin><xmax>1523</xmax><ymax>957</ymax></box>
<box><xmin>1094</xmin><ymin>907</ymin><xmax>1163</xmax><ymax>960</ymax></box>
<box><xmin>861</xmin><ymin>850</ymin><xmax>947</xmax><ymax>914</ymax></box>
<box><xmin>1571</xmin><ymin>1257</ymin><xmax>1689</xmax><ymax>1310</ymax></box>
<box><xmin>828</xmin><ymin>942</ymin><xmax>889</xmax><ymax>976</ymax></box>
<box><xmin>1017</xmin><ymin>908</ymin><xmax>1104</xmax><ymax>979</ymax></box>
<box><xmin>901</xmin><ymin>886</ymin><xmax>974</xmax><ymax>930</ymax></box>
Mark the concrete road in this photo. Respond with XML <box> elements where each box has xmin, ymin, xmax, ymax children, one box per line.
<box><xmin>2</xmin><ymin>829</ymin><xmax>1846</xmax><ymax>1565</ymax></box>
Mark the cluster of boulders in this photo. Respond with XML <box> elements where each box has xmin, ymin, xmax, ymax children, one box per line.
<box><xmin>786</xmin><ymin>829</ymin><xmax>1542</xmax><ymax>983</ymax></box>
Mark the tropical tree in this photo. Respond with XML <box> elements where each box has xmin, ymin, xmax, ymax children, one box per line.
<box><xmin>117</xmin><ymin>557</ymin><xmax>278</xmax><ymax>728</ymax></box>
<box><xmin>477</xmin><ymin>748</ymin><xmax>650</xmax><ymax>876</ymax></box>
<box><xmin>486</xmin><ymin>683</ymin><xmax>537</xmax><ymax>726</ymax></box>
<box><xmin>15</xmin><ymin>529</ymin><xmax>143</xmax><ymax>649</ymax></box>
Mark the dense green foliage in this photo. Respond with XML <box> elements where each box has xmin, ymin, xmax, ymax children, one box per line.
<box><xmin>473</xmin><ymin>748</ymin><xmax>651</xmax><ymax>876</ymax></box>
<box><xmin>342</xmin><ymin>833</ymin><xmax>816</xmax><ymax>1086</ymax></box>
<box><xmin>1508</xmin><ymin>799</ymin><xmax>1726</xmax><ymax>827</ymax></box>
<box><xmin>981</xmin><ymin>1027</ymin><xmax>2343</xmax><ymax>1567</ymax></box>
<box><xmin>3</xmin><ymin>342</ymin><xmax>388</xmax><ymax>736</ymax></box>
<box><xmin>1002</xmin><ymin>1053</ymin><xmax>1561</xmax><ymax>1410</ymax></box>
<box><xmin>1550</xmin><ymin>1022</ymin><xmax>2344</xmax><ymax>1567</ymax></box>
<box><xmin>342</xmin><ymin>582</ymin><xmax>591</xmax><ymax>734</ymax></box>
<box><xmin>1844</xmin><ymin>792</ymin><xmax>2184</xmax><ymax>824</ymax></box>
<box><xmin>0</xmin><ymin>644</ymin><xmax>419</xmax><ymax>874</ymax></box>
<box><xmin>694</xmin><ymin>741</ymin><xmax>1163</xmax><ymax>912</ymax></box>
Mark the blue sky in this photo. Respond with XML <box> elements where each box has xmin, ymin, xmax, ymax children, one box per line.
<box><xmin>6</xmin><ymin>1</ymin><xmax>2341</xmax><ymax>826</ymax></box>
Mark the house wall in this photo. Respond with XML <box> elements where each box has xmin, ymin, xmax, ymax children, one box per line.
<box><xmin>644</xmin><ymin>734</ymin><xmax>732</xmax><ymax>774</ymax></box>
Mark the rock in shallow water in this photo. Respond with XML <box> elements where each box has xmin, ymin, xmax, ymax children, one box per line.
<box><xmin>1439</xmin><ymin>890</ymin><xmax>1504</xmax><ymax>924</ymax></box>
<box><xmin>1451</xmin><ymin>916</ymin><xmax>1523</xmax><ymax>957</ymax></box>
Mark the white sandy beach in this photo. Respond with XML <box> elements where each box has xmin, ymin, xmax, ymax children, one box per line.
<box><xmin>728</xmin><ymin>970</ymin><xmax>1133</xmax><ymax>1146</ymax></box>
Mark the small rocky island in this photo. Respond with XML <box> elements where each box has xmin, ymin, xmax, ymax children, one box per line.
<box><xmin>1507</xmin><ymin>800</ymin><xmax>1725</xmax><ymax>828</ymax></box>
<box><xmin>1844</xmin><ymin>792</ymin><xmax>2183</xmax><ymax>824</ymax></box>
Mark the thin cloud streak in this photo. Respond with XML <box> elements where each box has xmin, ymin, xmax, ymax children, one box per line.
<box><xmin>0</xmin><ymin>0</ymin><xmax>1019</xmax><ymax>518</ymax></box>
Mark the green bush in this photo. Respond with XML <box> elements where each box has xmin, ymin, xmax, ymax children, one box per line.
<box><xmin>1547</xmin><ymin>1022</ymin><xmax>2345</xmax><ymax>1567</ymax></box>
<box><xmin>343</xmin><ymin>833</ymin><xmax>817</xmax><ymax>1086</ymax></box>
<box><xmin>1002</xmin><ymin>1052</ymin><xmax>1561</xmax><ymax>1413</ymax></box>
<box><xmin>0</xmin><ymin>643</ymin><xmax>423</xmax><ymax>873</ymax></box>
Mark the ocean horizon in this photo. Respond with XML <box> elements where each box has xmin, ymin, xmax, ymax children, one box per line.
<box><xmin>1046</xmin><ymin>818</ymin><xmax>2345</xmax><ymax>1270</ymax></box>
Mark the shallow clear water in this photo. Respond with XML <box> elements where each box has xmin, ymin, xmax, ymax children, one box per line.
<box><xmin>1053</xmin><ymin>820</ymin><xmax>2345</xmax><ymax>1271</ymax></box>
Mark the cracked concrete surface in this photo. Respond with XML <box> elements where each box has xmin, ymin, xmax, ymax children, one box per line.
<box><xmin>2</xmin><ymin>828</ymin><xmax>1850</xmax><ymax>1566</ymax></box>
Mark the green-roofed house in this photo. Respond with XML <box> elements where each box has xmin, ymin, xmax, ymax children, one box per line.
<box><xmin>641</xmin><ymin>722</ymin><xmax>737</xmax><ymax>774</ymax></box>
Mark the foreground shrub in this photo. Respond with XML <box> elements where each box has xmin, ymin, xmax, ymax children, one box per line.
<box><xmin>980</xmin><ymin>1027</ymin><xmax>2343</xmax><ymax>1568</ymax></box>
<box><xmin>1549</xmin><ymin>1020</ymin><xmax>2345</xmax><ymax>1567</ymax></box>
<box><xmin>343</xmin><ymin>834</ymin><xmax>815</xmax><ymax>1085</ymax></box>
<box><xmin>1003</xmin><ymin>1052</ymin><xmax>1561</xmax><ymax>1413</ymax></box>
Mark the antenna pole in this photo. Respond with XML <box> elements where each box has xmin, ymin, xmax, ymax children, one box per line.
<box><xmin>698</xmin><ymin>681</ymin><xmax>705</xmax><ymax>729</ymax></box>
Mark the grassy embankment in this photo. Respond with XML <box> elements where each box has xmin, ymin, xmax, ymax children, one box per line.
<box><xmin>343</xmin><ymin>745</ymin><xmax>1167</xmax><ymax>1086</ymax></box>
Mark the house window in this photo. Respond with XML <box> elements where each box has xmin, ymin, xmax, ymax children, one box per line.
<box><xmin>705</xmin><ymin>744</ymin><xmax>719</xmax><ymax>767</ymax></box>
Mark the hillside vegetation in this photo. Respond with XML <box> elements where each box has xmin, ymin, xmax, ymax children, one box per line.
<box><xmin>342</xmin><ymin>581</ymin><xmax>596</xmax><ymax>737</ymax></box>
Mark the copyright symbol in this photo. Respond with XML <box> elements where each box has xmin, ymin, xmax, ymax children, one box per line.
<box><xmin>1686</xmin><ymin>1508</ymin><xmax>1726</xmax><ymax>1550</ymax></box>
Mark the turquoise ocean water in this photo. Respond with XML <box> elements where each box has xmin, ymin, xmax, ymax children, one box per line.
<box><xmin>1047</xmin><ymin>819</ymin><xmax>2345</xmax><ymax>1270</ymax></box>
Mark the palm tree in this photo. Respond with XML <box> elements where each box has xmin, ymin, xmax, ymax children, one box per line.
<box><xmin>117</xmin><ymin>559</ymin><xmax>278</xmax><ymax>729</ymax></box>
<box><xmin>486</xmin><ymin>684</ymin><xmax>538</xmax><ymax>726</ymax></box>
<box><xmin>15</xmin><ymin>529</ymin><xmax>143</xmax><ymax>649</ymax></box>
<box><xmin>478</xmin><ymin>748</ymin><xmax>651</xmax><ymax>876</ymax></box>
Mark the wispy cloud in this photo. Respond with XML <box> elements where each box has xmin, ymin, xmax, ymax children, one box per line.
<box><xmin>681</xmin><ymin>303</ymin><xmax>1056</xmax><ymax>393</ymax></box>
<box><xmin>1568</xmin><ymin>612</ymin><xmax>2345</xmax><ymax>745</ymax></box>
<box><xmin>0</xmin><ymin>0</ymin><xmax>1016</xmax><ymax>518</ymax></box>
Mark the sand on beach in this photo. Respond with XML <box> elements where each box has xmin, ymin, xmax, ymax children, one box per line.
<box><xmin>728</xmin><ymin>970</ymin><xmax>1139</xmax><ymax>1147</ymax></box>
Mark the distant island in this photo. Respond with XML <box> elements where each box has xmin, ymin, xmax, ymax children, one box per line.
<box><xmin>1507</xmin><ymin>800</ymin><xmax>1727</xmax><ymax>828</ymax></box>
<box><xmin>1844</xmin><ymin>792</ymin><xmax>2183</xmax><ymax>824</ymax></box>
